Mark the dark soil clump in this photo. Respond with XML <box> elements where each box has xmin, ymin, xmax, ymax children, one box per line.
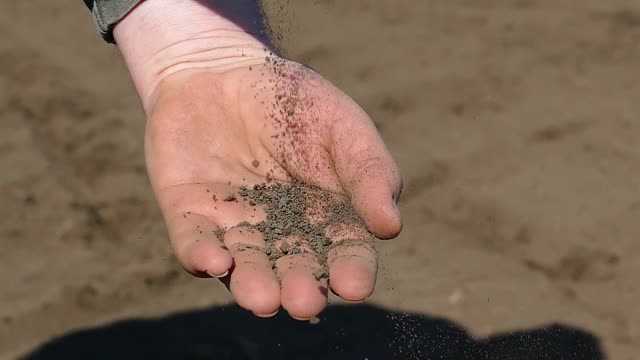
<box><xmin>220</xmin><ymin>180</ymin><xmax>368</xmax><ymax>280</ymax></box>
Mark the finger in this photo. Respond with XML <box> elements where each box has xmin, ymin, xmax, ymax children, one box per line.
<box><xmin>275</xmin><ymin>237</ymin><xmax>328</xmax><ymax>320</ymax></box>
<box><xmin>326</xmin><ymin>222</ymin><xmax>378</xmax><ymax>302</ymax></box>
<box><xmin>224</xmin><ymin>226</ymin><xmax>281</xmax><ymax>317</ymax></box>
<box><xmin>329</xmin><ymin>95</ymin><xmax>403</xmax><ymax>239</ymax></box>
<box><xmin>159</xmin><ymin>182</ymin><xmax>268</xmax><ymax>277</ymax></box>
<box><xmin>165</xmin><ymin>211</ymin><xmax>233</xmax><ymax>277</ymax></box>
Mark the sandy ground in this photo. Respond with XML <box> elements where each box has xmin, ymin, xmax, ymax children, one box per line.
<box><xmin>1</xmin><ymin>1</ymin><xmax>639</xmax><ymax>359</ymax></box>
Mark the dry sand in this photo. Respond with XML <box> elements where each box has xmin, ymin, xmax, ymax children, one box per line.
<box><xmin>1</xmin><ymin>1</ymin><xmax>639</xmax><ymax>359</ymax></box>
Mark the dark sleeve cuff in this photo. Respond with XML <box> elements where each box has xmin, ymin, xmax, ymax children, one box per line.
<box><xmin>83</xmin><ymin>0</ymin><xmax>143</xmax><ymax>43</ymax></box>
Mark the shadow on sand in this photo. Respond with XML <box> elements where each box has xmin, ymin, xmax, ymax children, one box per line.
<box><xmin>23</xmin><ymin>303</ymin><xmax>604</xmax><ymax>359</ymax></box>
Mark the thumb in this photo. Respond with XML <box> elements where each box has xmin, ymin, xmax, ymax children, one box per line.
<box><xmin>330</xmin><ymin>96</ymin><xmax>403</xmax><ymax>239</ymax></box>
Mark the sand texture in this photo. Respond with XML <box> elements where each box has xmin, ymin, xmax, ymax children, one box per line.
<box><xmin>1</xmin><ymin>1</ymin><xmax>639</xmax><ymax>359</ymax></box>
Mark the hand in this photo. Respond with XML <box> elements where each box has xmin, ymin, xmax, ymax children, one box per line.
<box><xmin>114</xmin><ymin>0</ymin><xmax>402</xmax><ymax>320</ymax></box>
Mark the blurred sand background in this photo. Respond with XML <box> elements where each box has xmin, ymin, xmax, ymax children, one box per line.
<box><xmin>1</xmin><ymin>0</ymin><xmax>639</xmax><ymax>358</ymax></box>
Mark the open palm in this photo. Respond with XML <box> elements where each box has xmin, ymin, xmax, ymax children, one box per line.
<box><xmin>145</xmin><ymin>56</ymin><xmax>402</xmax><ymax>319</ymax></box>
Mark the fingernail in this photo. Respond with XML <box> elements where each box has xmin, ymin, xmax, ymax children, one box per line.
<box><xmin>290</xmin><ymin>315</ymin><xmax>320</xmax><ymax>324</ymax></box>
<box><xmin>342</xmin><ymin>298</ymin><xmax>366</xmax><ymax>304</ymax></box>
<box><xmin>254</xmin><ymin>310</ymin><xmax>279</xmax><ymax>318</ymax></box>
<box><xmin>393</xmin><ymin>187</ymin><xmax>402</xmax><ymax>204</ymax></box>
<box><xmin>206</xmin><ymin>270</ymin><xmax>229</xmax><ymax>278</ymax></box>
<box><xmin>392</xmin><ymin>201</ymin><xmax>401</xmax><ymax>216</ymax></box>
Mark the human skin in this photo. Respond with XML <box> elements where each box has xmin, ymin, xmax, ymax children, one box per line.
<box><xmin>113</xmin><ymin>0</ymin><xmax>403</xmax><ymax>320</ymax></box>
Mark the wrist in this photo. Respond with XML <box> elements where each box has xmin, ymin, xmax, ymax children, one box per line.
<box><xmin>114</xmin><ymin>0</ymin><xmax>274</xmax><ymax>113</ymax></box>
